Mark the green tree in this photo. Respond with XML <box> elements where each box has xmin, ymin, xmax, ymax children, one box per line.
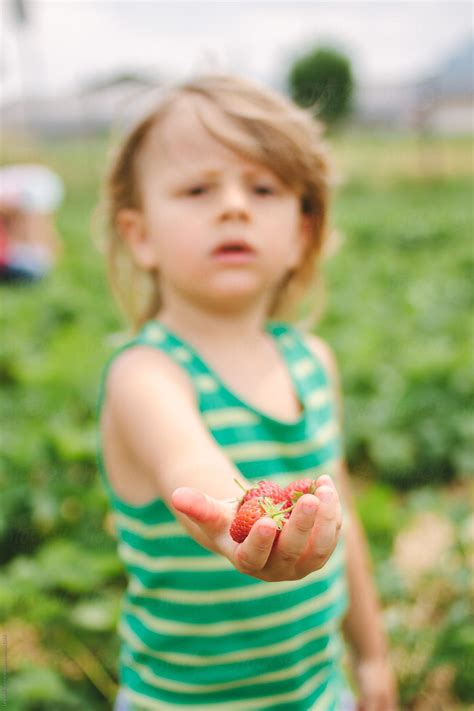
<box><xmin>288</xmin><ymin>46</ymin><xmax>354</xmax><ymax>126</ymax></box>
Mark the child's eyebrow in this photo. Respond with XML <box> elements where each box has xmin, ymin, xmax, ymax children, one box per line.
<box><xmin>175</xmin><ymin>166</ymin><xmax>276</xmax><ymax>183</ymax></box>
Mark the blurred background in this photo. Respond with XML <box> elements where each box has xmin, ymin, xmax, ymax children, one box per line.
<box><xmin>1</xmin><ymin>1</ymin><xmax>473</xmax><ymax>709</ymax></box>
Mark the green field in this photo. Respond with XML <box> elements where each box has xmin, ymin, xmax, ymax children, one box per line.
<box><xmin>1</xmin><ymin>130</ymin><xmax>473</xmax><ymax>709</ymax></box>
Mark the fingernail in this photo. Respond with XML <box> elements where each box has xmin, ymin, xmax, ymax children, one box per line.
<box><xmin>302</xmin><ymin>501</ymin><xmax>317</xmax><ymax>514</ymax></box>
<box><xmin>317</xmin><ymin>487</ymin><xmax>333</xmax><ymax>503</ymax></box>
<box><xmin>318</xmin><ymin>475</ymin><xmax>333</xmax><ymax>487</ymax></box>
<box><xmin>261</xmin><ymin>526</ymin><xmax>274</xmax><ymax>538</ymax></box>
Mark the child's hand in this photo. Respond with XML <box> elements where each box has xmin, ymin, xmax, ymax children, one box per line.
<box><xmin>355</xmin><ymin>656</ymin><xmax>398</xmax><ymax>711</ymax></box>
<box><xmin>171</xmin><ymin>475</ymin><xmax>342</xmax><ymax>582</ymax></box>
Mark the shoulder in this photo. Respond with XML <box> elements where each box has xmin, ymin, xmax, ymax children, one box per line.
<box><xmin>302</xmin><ymin>332</ymin><xmax>350</xmax><ymax>487</ymax></box>
<box><xmin>100</xmin><ymin>344</ymin><xmax>207</xmax><ymax>476</ymax></box>
<box><xmin>299</xmin><ymin>330</ymin><xmax>345</xmax><ymax>418</ymax></box>
<box><xmin>299</xmin><ymin>331</ymin><xmax>341</xmax><ymax>388</ymax></box>
<box><xmin>103</xmin><ymin>344</ymin><xmax>195</xmax><ymax>418</ymax></box>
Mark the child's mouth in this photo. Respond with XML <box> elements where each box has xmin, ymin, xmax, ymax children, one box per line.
<box><xmin>211</xmin><ymin>240</ymin><xmax>256</xmax><ymax>263</ymax></box>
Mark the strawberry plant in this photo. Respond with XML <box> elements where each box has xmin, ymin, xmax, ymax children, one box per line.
<box><xmin>1</xmin><ymin>130</ymin><xmax>472</xmax><ymax>709</ymax></box>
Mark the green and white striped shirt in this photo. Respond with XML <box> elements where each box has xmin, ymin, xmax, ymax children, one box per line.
<box><xmin>97</xmin><ymin>320</ymin><xmax>350</xmax><ymax>710</ymax></box>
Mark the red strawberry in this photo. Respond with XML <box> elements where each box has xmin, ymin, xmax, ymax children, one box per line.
<box><xmin>230</xmin><ymin>496</ymin><xmax>292</xmax><ymax>543</ymax></box>
<box><xmin>235</xmin><ymin>479</ymin><xmax>287</xmax><ymax>509</ymax></box>
<box><xmin>284</xmin><ymin>477</ymin><xmax>317</xmax><ymax>504</ymax></box>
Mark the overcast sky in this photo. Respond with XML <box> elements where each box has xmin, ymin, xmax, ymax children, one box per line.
<box><xmin>1</xmin><ymin>0</ymin><xmax>473</xmax><ymax>101</ymax></box>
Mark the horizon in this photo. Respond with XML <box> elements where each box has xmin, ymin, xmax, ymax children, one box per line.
<box><xmin>1</xmin><ymin>1</ymin><xmax>473</xmax><ymax>104</ymax></box>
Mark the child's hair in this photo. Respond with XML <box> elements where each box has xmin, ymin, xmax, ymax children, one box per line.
<box><xmin>97</xmin><ymin>73</ymin><xmax>340</xmax><ymax>333</ymax></box>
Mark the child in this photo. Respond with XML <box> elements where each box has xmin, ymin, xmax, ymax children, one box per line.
<box><xmin>96</xmin><ymin>74</ymin><xmax>397</xmax><ymax>710</ymax></box>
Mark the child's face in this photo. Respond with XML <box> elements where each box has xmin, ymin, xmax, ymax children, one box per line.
<box><xmin>118</xmin><ymin>98</ymin><xmax>311</xmax><ymax>315</ymax></box>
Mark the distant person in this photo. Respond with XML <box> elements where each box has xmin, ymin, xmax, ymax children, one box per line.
<box><xmin>0</xmin><ymin>164</ymin><xmax>64</xmax><ymax>283</ymax></box>
<box><xmin>97</xmin><ymin>74</ymin><xmax>398</xmax><ymax>711</ymax></box>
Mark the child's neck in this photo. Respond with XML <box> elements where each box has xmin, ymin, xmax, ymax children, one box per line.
<box><xmin>157</xmin><ymin>299</ymin><xmax>270</xmax><ymax>355</ymax></box>
<box><xmin>156</xmin><ymin>298</ymin><xmax>303</xmax><ymax>423</ymax></box>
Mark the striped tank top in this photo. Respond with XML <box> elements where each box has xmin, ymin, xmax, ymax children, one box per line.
<box><xmin>96</xmin><ymin>319</ymin><xmax>350</xmax><ymax>710</ymax></box>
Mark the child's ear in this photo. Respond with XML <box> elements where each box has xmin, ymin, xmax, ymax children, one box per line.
<box><xmin>290</xmin><ymin>213</ymin><xmax>312</xmax><ymax>268</ymax></box>
<box><xmin>300</xmin><ymin>213</ymin><xmax>313</xmax><ymax>249</ymax></box>
<box><xmin>116</xmin><ymin>208</ymin><xmax>157</xmax><ymax>270</ymax></box>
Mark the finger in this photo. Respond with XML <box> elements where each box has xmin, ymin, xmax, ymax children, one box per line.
<box><xmin>315</xmin><ymin>473</ymin><xmax>335</xmax><ymax>489</ymax></box>
<box><xmin>316</xmin><ymin>476</ymin><xmax>342</xmax><ymax>526</ymax></box>
<box><xmin>171</xmin><ymin>487</ymin><xmax>226</xmax><ymax>531</ymax></box>
<box><xmin>315</xmin><ymin>474</ymin><xmax>339</xmax><ymax>504</ymax></box>
<box><xmin>314</xmin><ymin>485</ymin><xmax>340</xmax><ymax>550</ymax></box>
<box><xmin>271</xmin><ymin>494</ymin><xmax>319</xmax><ymax>566</ymax></box>
<box><xmin>301</xmin><ymin>486</ymin><xmax>339</xmax><ymax>570</ymax></box>
<box><xmin>235</xmin><ymin>517</ymin><xmax>277</xmax><ymax>574</ymax></box>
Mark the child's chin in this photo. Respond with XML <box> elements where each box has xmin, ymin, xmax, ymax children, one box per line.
<box><xmin>207</xmin><ymin>273</ymin><xmax>263</xmax><ymax>296</ymax></box>
<box><xmin>204</xmin><ymin>283</ymin><xmax>266</xmax><ymax>312</ymax></box>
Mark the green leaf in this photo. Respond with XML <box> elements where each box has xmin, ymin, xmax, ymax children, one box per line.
<box><xmin>8</xmin><ymin>667</ymin><xmax>76</xmax><ymax>704</ymax></box>
<box><xmin>35</xmin><ymin>539</ymin><xmax>122</xmax><ymax>593</ymax></box>
<box><xmin>71</xmin><ymin>596</ymin><xmax>120</xmax><ymax>631</ymax></box>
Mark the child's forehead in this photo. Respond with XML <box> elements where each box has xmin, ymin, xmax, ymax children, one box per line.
<box><xmin>142</xmin><ymin>97</ymin><xmax>266</xmax><ymax>178</ymax></box>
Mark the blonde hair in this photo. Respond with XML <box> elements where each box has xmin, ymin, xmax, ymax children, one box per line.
<box><xmin>97</xmin><ymin>73</ymin><xmax>339</xmax><ymax>333</ymax></box>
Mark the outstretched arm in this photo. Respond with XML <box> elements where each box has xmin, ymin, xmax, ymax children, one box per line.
<box><xmin>171</xmin><ymin>472</ymin><xmax>341</xmax><ymax>582</ymax></box>
<box><xmin>101</xmin><ymin>345</ymin><xmax>342</xmax><ymax>583</ymax></box>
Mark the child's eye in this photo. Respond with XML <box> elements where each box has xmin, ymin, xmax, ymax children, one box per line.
<box><xmin>254</xmin><ymin>185</ymin><xmax>275</xmax><ymax>196</ymax></box>
<box><xmin>187</xmin><ymin>185</ymin><xmax>208</xmax><ymax>196</ymax></box>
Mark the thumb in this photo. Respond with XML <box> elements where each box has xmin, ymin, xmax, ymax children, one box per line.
<box><xmin>171</xmin><ymin>487</ymin><xmax>229</xmax><ymax>532</ymax></box>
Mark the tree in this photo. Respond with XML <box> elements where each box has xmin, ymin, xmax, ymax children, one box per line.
<box><xmin>288</xmin><ymin>46</ymin><xmax>354</xmax><ymax>127</ymax></box>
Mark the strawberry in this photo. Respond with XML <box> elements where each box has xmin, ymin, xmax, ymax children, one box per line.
<box><xmin>236</xmin><ymin>479</ymin><xmax>287</xmax><ymax>509</ymax></box>
<box><xmin>284</xmin><ymin>477</ymin><xmax>318</xmax><ymax>504</ymax></box>
<box><xmin>229</xmin><ymin>496</ymin><xmax>292</xmax><ymax>543</ymax></box>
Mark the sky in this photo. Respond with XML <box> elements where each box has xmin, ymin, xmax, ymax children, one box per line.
<box><xmin>1</xmin><ymin>0</ymin><xmax>473</xmax><ymax>102</ymax></box>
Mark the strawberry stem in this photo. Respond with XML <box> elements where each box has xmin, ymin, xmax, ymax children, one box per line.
<box><xmin>233</xmin><ymin>478</ymin><xmax>249</xmax><ymax>494</ymax></box>
<box><xmin>257</xmin><ymin>496</ymin><xmax>295</xmax><ymax>530</ymax></box>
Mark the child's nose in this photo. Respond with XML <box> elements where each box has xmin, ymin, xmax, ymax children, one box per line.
<box><xmin>217</xmin><ymin>183</ymin><xmax>250</xmax><ymax>222</ymax></box>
